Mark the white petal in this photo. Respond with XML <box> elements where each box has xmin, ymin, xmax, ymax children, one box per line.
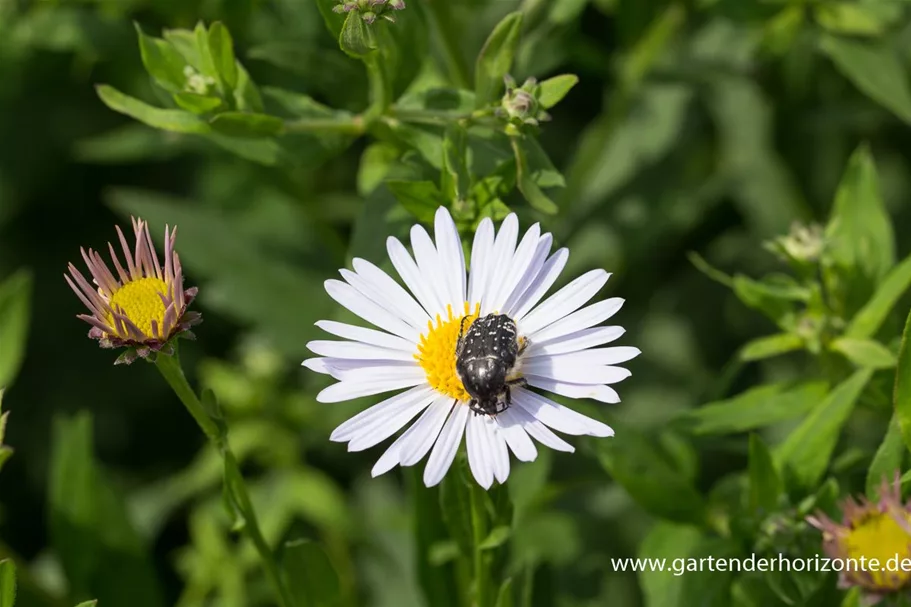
<box><xmin>525</xmin><ymin>326</ymin><xmax>625</xmax><ymax>358</ymax></box>
<box><xmin>528</xmin><ymin>298</ymin><xmax>624</xmax><ymax>344</ymax></box>
<box><xmin>488</xmin><ymin>418</ymin><xmax>510</xmax><ymax>484</ymax></box>
<box><xmin>412</xmin><ymin>225</ymin><xmax>451</xmax><ymax>312</ymax></box>
<box><xmin>520</xmin><ymin>270</ymin><xmax>611</xmax><ymax>336</ymax></box>
<box><xmin>520</xmin><ymin>359</ymin><xmax>631</xmax><ymax>384</ymax></box>
<box><xmin>317</xmin><ymin>376</ymin><xmax>427</xmax><ymax>403</ymax></box>
<box><xmin>510</xmin><ymin>248</ymin><xmax>569</xmax><ymax>321</ymax></box>
<box><xmin>495</xmin><ymin>408</ymin><xmax>538</xmax><ymax>462</ymax></box>
<box><xmin>347</xmin><ymin>392</ymin><xmax>437</xmax><ymax>452</ymax></box>
<box><xmin>315</xmin><ymin>320</ymin><xmax>416</xmax><ymax>352</ymax></box>
<box><xmin>352</xmin><ymin>258</ymin><xmax>431</xmax><ymax>329</ymax></box>
<box><xmin>481</xmin><ymin>214</ymin><xmax>519</xmax><ymax>315</ymax></box>
<box><xmin>424</xmin><ymin>404</ymin><xmax>470</xmax><ymax>487</ymax></box>
<box><xmin>513</xmin><ymin>388</ymin><xmax>614</xmax><ymax>437</ymax></box>
<box><xmin>486</xmin><ymin>223</ymin><xmax>541</xmax><ymax>314</ymax></box>
<box><xmin>510</xmin><ymin>406</ymin><xmax>575</xmax><ymax>452</ymax></box>
<box><xmin>502</xmin><ymin>233</ymin><xmax>553</xmax><ymax>316</ymax></box>
<box><xmin>466</xmin><ymin>413</ymin><xmax>495</xmax><ymax>489</ymax></box>
<box><xmin>302</xmin><ymin>358</ymin><xmax>332</xmax><ymax>375</ymax></box>
<box><xmin>387</xmin><ymin>236</ymin><xmax>443</xmax><ymax>318</ymax></box>
<box><xmin>467</xmin><ymin>218</ymin><xmax>495</xmax><ymax>308</ymax></box>
<box><xmin>321</xmin><ymin>361</ymin><xmax>422</xmax><ymax>382</ymax></box>
<box><xmin>307</xmin><ymin>340</ymin><xmax>416</xmax><ymax>362</ymax></box>
<box><xmin>341</xmin><ymin>268</ymin><xmax>425</xmax><ymax>333</ymax></box>
<box><xmin>525</xmin><ymin>375</ymin><xmax>621</xmax><ymax>404</ymax></box>
<box><xmin>435</xmin><ymin>207</ymin><xmax>466</xmax><ymax>307</ymax></box>
<box><xmin>330</xmin><ymin>385</ymin><xmax>435</xmax><ymax>441</ymax></box>
<box><xmin>325</xmin><ymin>279</ymin><xmax>420</xmax><ymax>342</ymax></box>
<box><xmin>371</xmin><ymin>396</ymin><xmax>454</xmax><ymax>476</ymax></box>
<box><xmin>536</xmin><ymin>346</ymin><xmax>641</xmax><ymax>366</ymax></box>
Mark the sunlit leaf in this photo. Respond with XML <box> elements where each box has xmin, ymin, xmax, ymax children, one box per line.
<box><xmin>774</xmin><ymin>369</ymin><xmax>872</xmax><ymax>489</ymax></box>
<box><xmin>845</xmin><ymin>253</ymin><xmax>911</xmax><ymax>339</ymax></box>
<box><xmin>867</xmin><ymin>413</ymin><xmax>903</xmax><ymax>499</ymax></box>
<box><xmin>96</xmin><ymin>85</ymin><xmax>210</xmax><ymax>134</ymax></box>
<box><xmin>475</xmin><ymin>12</ymin><xmax>523</xmax><ymax>108</ymax></box>
<box><xmin>678</xmin><ymin>381</ymin><xmax>827</xmax><ymax>435</ymax></box>
<box><xmin>135</xmin><ymin>23</ymin><xmax>187</xmax><ymax>93</ymax></box>
<box><xmin>208</xmin><ymin>22</ymin><xmax>238</xmax><ymax>92</ymax></box>
<box><xmin>739</xmin><ymin>333</ymin><xmax>803</xmax><ymax>361</ymax></box>
<box><xmin>0</xmin><ymin>560</ymin><xmax>15</xmax><ymax>607</ymax></box>
<box><xmin>537</xmin><ymin>74</ymin><xmax>578</xmax><ymax>108</ymax></box>
<box><xmin>821</xmin><ymin>35</ymin><xmax>911</xmax><ymax>125</ymax></box>
<box><xmin>830</xmin><ymin>337</ymin><xmax>896</xmax><ymax>369</ymax></box>
<box><xmin>0</xmin><ymin>270</ymin><xmax>31</xmax><ymax>390</ymax></box>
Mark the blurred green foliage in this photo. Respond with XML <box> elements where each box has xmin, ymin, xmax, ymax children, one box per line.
<box><xmin>4</xmin><ymin>0</ymin><xmax>911</xmax><ymax>606</ymax></box>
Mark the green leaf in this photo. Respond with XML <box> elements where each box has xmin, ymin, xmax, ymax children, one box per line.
<box><xmin>479</xmin><ymin>526</ymin><xmax>511</xmax><ymax>550</ymax></box>
<box><xmin>637</xmin><ymin>523</ymin><xmax>738</xmax><ymax>607</ymax></box>
<box><xmin>597</xmin><ymin>426</ymin><xmax>706</xmax><ymax>524</ymax></box>
<box><xmin>172</xmin><ymin>92</ymin><xmax>223</xmax><ymax>114</ymax></box>
<box><xmin>162</xmin><ymin>28</ymin><xmax>200</xmax><ymax>70</ymax></box>
<box><xmin>134</xmin><ymin>23</ymin><xmax>188</xmax><ymax>93</ymax></box>
<box><xmin>357</xmin><ymin>142</ymin><xmax>400</xmax><ymax>196</ymax></box>
<box><xmin>0</xmin><ymin>560</ymin><xmax>15</xmax><ymax>607</ymax></box>
<box><xmin>748</xmin><ymin>434</ymin><xmax>781</xmax><ymax>513</ymax></box>
<box><xmin>207</xmin><ymin>22</ymin><xmax>238</xmax><ymax>92</ymax></box>
<box><xmin>440</xmin><ymin>466</ymin><xmax>474</xmax><ymax>557</ymax></box>
<box><xmin>209</xmin><ymin>112</ymin><xmax>284</xmax><ymax>137</ymax></box>
<box><xmin>74</xmin><ymin>602</ymin><xmax>98</xmax><ymax>607</ymax></box>
<box><xmin>830</xmin><ymin>337</ymin><xmax>896</xmax><ymax>369</ymax></box>
<box><xmin>867</xmin><ymin>413</ymin><xmax>903</xmax><ymax>499</ymax></box>
<box><xmin>512</xmin><ymin>137</ymin><xmax>557</xmax><ymax>214</ymax></box>
<box><xmin>339</xmin><ymin>11</ymin><xmax>375</xmax><ymax>58</ymax></box>
<box><xmin>537</xmin><ymin>74</ymin><xmax>578</xmax><ymax>108</ymax></box>
<box><xmin>814</xmin><ymin>3</ymin><xmax>889</xmax><ymax>36</ymax></box>
<box><xmin>739</xmin><ymin>333</ymin><xmax>803</xmax><ymax>361</ymax></box>
<box><xmin>234</xmin><ymin>64</ymin><xmax>265</xmax><ymax>113</ymax></box>
<box><xmin>193</xmin><ymin>22</ymin><xmax>219</xmax><ymax>88</ymax></box>
<box><xmin>678</xmin><ymin>381</ymin><xmax>827</xmax><ymax>435</ymax></box>
<box><xmin>50</xmin><ymin>412</ymin><xmax>164</xmax><ymax>606</ymax></box>
<box><xmin>731</xmin><ymin>275</ymin><xmax>804</xmax><ymax>326</ymax></box>
<box><xmin>774</xmin><ymin>369</ymin><xmax>872</xmax><ymax>489</ymax></box>
<box><xmin>386</xmin><ymin>180</ymin><xmax>446</xmax><ymax>223</ymax></box>
<box><xmin>845</xmin><ymin>252</ymin><xmax>911</xmax><ymax>339</ymax></box>
<box><xmin>825</xmin><ymin>144</ymin><xmax>896</xmax><ymax>300</ymax></box>
<box><xmin>820</xmin><ymin>35</ymin><xmax>911</xmax><ymax>125</ymax></box>
<box><xmin>494</xmin><ymin>578</ymin><xmax>514</xmax><ymax>607</ymax></box>
<box><xmin>0</xmin><ymin>270</ymin><xmax>31</xmax><ymax>389</ymax></box>
<box><xmin>281</xmin><ymin>539</ymin><xmax>341</xmax><ymax>607</ymax></box>
<box><xmin>0</xmin><ymin>392</ymin><xmax>12</xmax><ymax>474</ymax></box>
<box><xmin>475</xmin><ymin>12</ymin><xmax>524</xmax><ymax>108</ymax></box>
<box><xmin>441</xmin><ymin>124</ymin><xmax>469</xmax><ymax>206</ymax></box>
<box><xmin>96</xmin><ymin>85</ymin><xmax>210</xmax><ymax>134</ymax></box>
<box><xmin>894</xmin><ymin>308</ymin><xmax>911</xmax><ymax>455</ymax></box>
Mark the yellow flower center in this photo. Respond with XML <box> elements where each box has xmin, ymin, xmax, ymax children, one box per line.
<box><xmin>106</xmin><ymin>277</ymin><xmax>169</xmax><ymax>338</ymax></box>
<box><xmin>416</xmin><ymin>303</ymin><xmax>479</xmax><ymax>401</ymax></box>
<box><xmin>844</xmin><ymin>511</ymin><xmax>911</xmax><ymax>590</ymax></box>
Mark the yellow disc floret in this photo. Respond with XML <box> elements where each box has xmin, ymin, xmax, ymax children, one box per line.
<box><xmin>844</xmin><ymin>511</ymin><xmax>911</xmax><ymax>590</ymax></box>
<box><xmin>416</xmin><ymin>302</ymin><xmax>479</xmax><ymax>401</ymax></box>
<box><xmin>106</xmin><ymin>277</ymin><xmax>169</xmax><ymax>339</ymax></box>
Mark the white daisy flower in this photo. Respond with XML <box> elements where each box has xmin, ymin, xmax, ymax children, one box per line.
<box><xmin>303</xmin><ymin>207</ymin><xmax>639</xmax><ymax>489</ymax></box>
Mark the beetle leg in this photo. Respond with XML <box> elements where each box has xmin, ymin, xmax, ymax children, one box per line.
<box><xmin>455</xmin><ymin>316</ymin><xmax>469</xmax><ymax>357</ymax></box>
<box><xmin>517</xmin><ymin>336</ymin><xmax>530</xmax><ymax>356</ymax></box>
<box><xmin>507</xmin><ymin>377</ymin><xmax>528</xmax><ymax>388</ymax></box>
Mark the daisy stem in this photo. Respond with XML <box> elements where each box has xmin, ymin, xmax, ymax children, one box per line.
<box><xmin>469</xmin><ymin>482</ymin><xmax>491</xmax><ymax>607</ymax></box>
<box><xmin>154</xmin><ymin>350</ymin><xmax>294</xmax><ymax>607</ymax></box>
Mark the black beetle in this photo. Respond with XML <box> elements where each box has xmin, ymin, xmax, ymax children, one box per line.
<box><xmin>455</xmin><ymin>313</ymin><xmax>528</xmax><ymax>416</ymax></box>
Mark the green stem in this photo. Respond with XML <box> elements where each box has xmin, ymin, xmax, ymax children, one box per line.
<box><xmin>469</xmin><ymin>483</ymin><xmax>490</xmax><ymax>607</ymax></box>
<box><xmin>283</xmin><ymin>116</ymin><xmax>366</xmax><ymax>135</ymax></box>
<box><xmin>154</xmin><ymin>352</ymin><xmax>220</xmax><ymax>443</ymax></box>
<box><xmin>425</xmin><ymin>0</ymin><xmax>471</xmax><ymax>88</ymax></box>
<box><xmin>154</xmin><ymin>351</ymin><xmax>294</xmax><ymax>607</ymax></box>
<box><xmin>390</xmin><ymin>107</ymin><xmax>493</xmax><ymax>126</ymax></box>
